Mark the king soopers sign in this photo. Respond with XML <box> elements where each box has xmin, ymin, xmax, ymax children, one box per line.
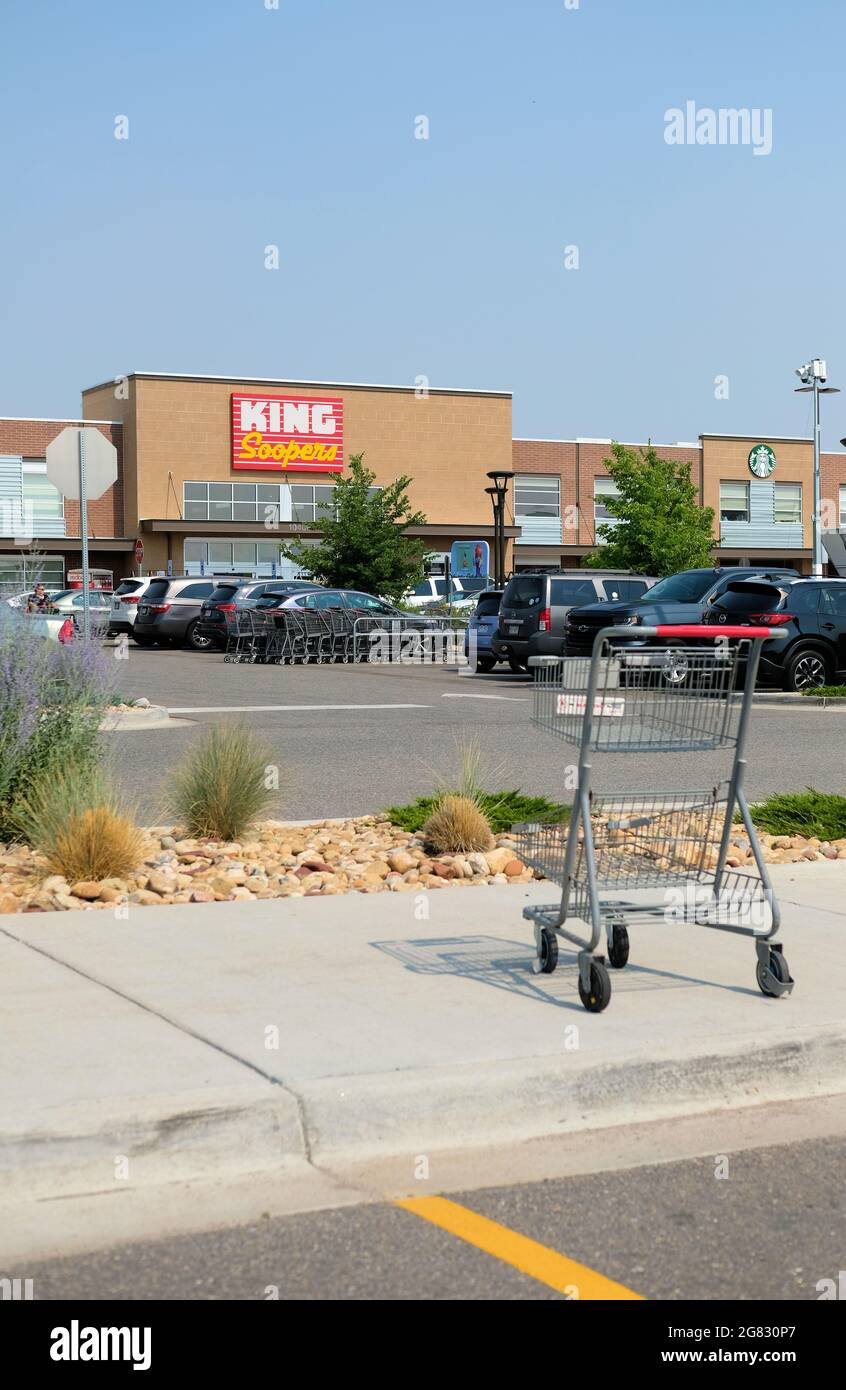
<box><xmin>231</xmin><ymin>393</ymin><xmax>344</xmax><ymax>472</ymax></box>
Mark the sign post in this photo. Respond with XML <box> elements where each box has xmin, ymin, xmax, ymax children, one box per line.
<box><xmin>134</xmin><ymin>538</ymin><xmax>144</xmax><ymax>575</ymax></box>
<box><xmin>46</xmin><ymin>427</ymin><xmax>118</xmax><ymax>641</ymax></box>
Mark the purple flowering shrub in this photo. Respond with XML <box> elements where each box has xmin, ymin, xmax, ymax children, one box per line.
<box><xmin>0</xmin><ymin>608</ymin><xmax>117</xmax><ymax>839</ymax></box>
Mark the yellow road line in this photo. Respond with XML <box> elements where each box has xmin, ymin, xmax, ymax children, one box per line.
<box><xmin>396</xmin><ymin>1196</ymin><xmax>643</xmax><ymax>1300</ymax></box>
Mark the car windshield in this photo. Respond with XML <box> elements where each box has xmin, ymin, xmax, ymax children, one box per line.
<box><xmin>114</xmin><ymin>580</ymin><xmax>143</xmax><ymax>596</ymax></box>
<box><xmin>475</xmin><ymin>594</ymin><xmax>502</xmax><ymax>617</ymax></box>
<box><xmin>639</xmin><ymin>571</ymin><xmax>716</xmax><ymax>603</ymax></box>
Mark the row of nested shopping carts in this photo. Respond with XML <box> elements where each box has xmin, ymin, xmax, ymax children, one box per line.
<box><xmin>222</xmin><ymin>606</ymin><xmax>439</xmax><ymax>664</ymax></box>
<box><xmin>512</xmin><ymin>623</ymin><xmax>795</xmax><ymax>1014</ymax></box>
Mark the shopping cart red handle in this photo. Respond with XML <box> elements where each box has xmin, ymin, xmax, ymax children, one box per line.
<box><xmin>645</xmin><ymin>625</ymin><xmax>788</xmax><ymax>640</ymax></box>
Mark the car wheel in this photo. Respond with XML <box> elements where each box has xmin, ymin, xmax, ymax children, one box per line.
<box><xmin>131</xmin><ymin>632</ymin><xmax>157</xmax><ymax>647</ymax></box>
<box><xmin>783</xmin><ymin>647</ymin><xmax>831</xmax><ymax>692</ymax></box>
<box><xmin>475</xmin><ymin>655</ymin><xmax>496</xmax><ymax>673</ymax></box>
<box><xmin>186</xmin><ymin>621</ymin><xmax>214</xmax><ymax>652</ymax></box>
<box><xmin>508</xmin><ymin>658</ymin><xmax>529</xmax><ymax>674</ymax></box>
<box><xmin>659</xmin><ymin>645</ymin><xmax>691</xmax><ymax>688</ymax></box>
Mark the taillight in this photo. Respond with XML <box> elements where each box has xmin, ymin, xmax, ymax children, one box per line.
<box><xmin>148</xmin><ymin>603</ymin><xmax>171</xmax><ymax>613</ymax></box>
<box><xmin>749</xmin><ymin>612</ymin><xmax>793</xmax><ymax>625</ymax></box>
<box><xmin>121</xmin><ymin>595</ymin><xmax>140</xmax><ymax>604</ymax></box>
<box><xmin>538</xmin><ymin>607</ymin><xmax>551</xmax><ymax>632</ymax></box>
<box><xmin>217</xmin><ymin>603</ymin><xmax>237</xmax><ymax>613</ymax></box>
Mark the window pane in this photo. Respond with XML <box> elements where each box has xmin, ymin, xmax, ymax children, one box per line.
<box><xmin>774</xmin><ymin>484</ymin><xmax>801</xmax><ymax>523</ymax></box>
<box><xmin>720</xmin><ymin>481</ymin><xmax>749</xmax><ymax>522</ymax></box>
<box><xmin>257</xmin><ymin>485</ymin><xmax>281</xmax><ymax>504</ymax></box>
<box><xmin>233</xmin><ymin>543</ymin><xmax>257</xmax><ymax>565</ymax></box>
<box><xmin>184</xmin><ymin>482</ymin><xmax>208</xmax><ymax>500</ymax></box>
<box><xmin>208</xmin><ymin>543</ymin><xmax>232</xmax><ymax>565</ymax></box>
<box><xmin>208</xmin><ymin>500</ymin><xmax>233</xmax><ymax>520</ymax></box>
<box><xmin>209</xmin><ymin>484</ymin><xmax>232</xmax><ymax>501</ymax></box>
<box><xmin>290</xmin><ymin>486</ymin><xmax>313</xmax><ymax>502</ymax></box>
<box><xmin>184</xmin><ymin>501</ymin><xmax>208</xmax><ymax>520</ymax></box>
<box><xmin>257</xmin><ymin>543</ymin><xmax>279</xmax><ymax>564</ymax></box>
<box><xmin>233</xmin><ymin>502</ymin><xmax>258</xmax><ymax>521</ymax></box>
<box><xmin>22</xmin><ymin>474</ymin><xmax>63</xmax><ymax>518</ymax></box>
<box><xmin>594</xmin><ymin>479</ymin><xmax>619</xmax><ymax>496</ymax></box>
<box><xmin>184</xmin><ymin>541</ymin><xmax>206</xmax><ymax>563</ymax></box>
<box><xmin>232</xmin><ymin>484</ymin><xmax>257</xmax><ymax>501</ymax></box>
<box><xmin>292</xmin><ymin>502</ymin><xmax>314</xmax><ymax>522</ymax></box>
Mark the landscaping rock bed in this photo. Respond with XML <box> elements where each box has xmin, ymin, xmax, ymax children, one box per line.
<box><xmin>0</xmin><ymin>818</ymin><xmax>536</xmax><ymax>913</ymax></box>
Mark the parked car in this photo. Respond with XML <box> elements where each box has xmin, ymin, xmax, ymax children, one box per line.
<box><xmin>403</xmin><ymin>576</ymin><xmax>467</xmax><ymax>608</ymax></box>
<box><xmin>108</xmin><ymin>577</ymin><xmax>154</xmax><ymax>635</ymax></box>
<box><xmin>464</xmin><ymin>589</ymin><xmax>503</xmax><ymax>671</ymax></box>
<box><xmin>708</xmin><ymin>577</ymin><xmax>846</xmax><ymax>691</ymax></box>
<box><xmin>563</xmin><ymin>566</ymin><xmax>800</xmax><ymax>660</ymax></box>
<box><xmin>132</xmin><ymin>576</ymin><xmax>219</xmax><ymax>649</ymax></box>
<box><xmin>47</xmin><ymin>588</ymin><xmax>113</xmax><ymax>636</ymax></box>
<box><xmin>492</xmin><ymin>571</ymin><xmax>657</xmax><ymax>672</ymax></box>
<box><xmin>279</xmin><ymin>588</ymin><xmax>440</xmax><ymax>628</ymax></box>
<box><xmin>196</xmin><ymin>579</ymin><xmax>326</xmax><ymax>649</ymax></box>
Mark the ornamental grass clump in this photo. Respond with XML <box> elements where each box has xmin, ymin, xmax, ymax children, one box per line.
<box><xmin>168</xmin><ymin>723</ymin><xmax>277</xmax><ymax>841</ymax></box>
<box><xmin>12</xmin><ymin>763</ymin><xmax>145</xmax><ymax>883</ymax></box>
<box><xmin>421</xmin><ymin>794</ymin><xmax>495</xmax><ymax>854</ymax></box>
<box><xmin>0</xmin><ymin>606</ymin><xmax>116</xmax><ymax>840</ymax></box>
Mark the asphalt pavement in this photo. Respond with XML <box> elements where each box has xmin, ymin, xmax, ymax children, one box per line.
<box><xmin>105</xmin><ymin>647</ymin><xmax>846</xmax><ymax>823</ymax></box>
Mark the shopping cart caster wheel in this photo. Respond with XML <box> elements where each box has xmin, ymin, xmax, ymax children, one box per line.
<box><xmin>756</xmin><ymin>949</ymin><xmax>792</xmax><ymax>998</ymax></box>
<box><xmin>578</xmin><ymin>960</ymin><xmax>611</xmax><ymax>1013</ymax></box>
<box><xmin>537</xmin><ymin>929</ymin><xmax>559</xmax><ymax>974</ymax></box>
<box><xmin>607</xmin><ymin>924</ymin><xmax>629</xmax><ymax>969</ymax></box>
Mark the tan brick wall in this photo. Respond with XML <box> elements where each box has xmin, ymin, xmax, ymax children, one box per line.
<box><xmin>702</xmin><ymin>437</ymin><xmax>813</xmax><ymax>547</ymax></box>
<box><xmin>0</xmin><ymin>417</ymin><xmax>123</xmax><ymax>536</ymax></box>
<box><xmin>84</xmin><ymin>377</ymin><xmax>513</xmax><ymax>540</ymax></box>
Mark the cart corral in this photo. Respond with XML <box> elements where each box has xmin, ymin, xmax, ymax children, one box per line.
<box><xmin>223</xmin><ymin>608</ymin><xmax>467</xmax><ymax>665</ymax></box>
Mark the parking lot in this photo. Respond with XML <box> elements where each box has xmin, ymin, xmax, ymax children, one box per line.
<box><xmin>107</xmin><ymin>646</ymin><xmax>846</xmax><ymax>823</ymax></box>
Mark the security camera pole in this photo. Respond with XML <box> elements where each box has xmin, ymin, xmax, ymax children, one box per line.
<box><xmin>795</xmin><ymin>359</ymin><xmax>840</xmax><ymax>577</ymax></box>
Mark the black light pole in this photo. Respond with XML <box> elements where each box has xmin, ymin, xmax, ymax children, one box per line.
<box><xmin>484</xmin><ymin>485</ymin><xmax>500</xmax><ymax>584</ymax></box>
<box><xmin>486</xmin><ymin>470</ymin><xmax>514</xmax><ymax>587</ymax></box>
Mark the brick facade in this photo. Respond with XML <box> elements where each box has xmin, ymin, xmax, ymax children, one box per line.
<box><xmin>0</xmin><ymin>418</ymin><xmax>124</xmax><ymax>537</ymax></box>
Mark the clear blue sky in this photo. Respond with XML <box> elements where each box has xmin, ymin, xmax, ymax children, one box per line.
<box><xmin>2</xmin><ymin>0</ymin><xmax>845</xmax><ymax>446</ymax></box>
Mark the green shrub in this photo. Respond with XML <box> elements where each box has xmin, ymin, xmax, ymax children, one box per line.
<box><xmin>800</xmin><ymin>685</ymin><xmax>846</xmax><ymax>698</ymax></box>
<box><xmin>12</xmin><ymin>762</ymin><xmax>146</xmax><ymax>882</ymax></box>
<box><xmin>168</xmin><ymin>723</ymin><xmax>277</xmax><ymax>840</ymax></box>
<box><xmin>386</xmin><ymin>790</ymin><xmax>570</xmax><ymax>835</ymax></box>
<box><xmin>746</xmin><ymin>789</ymin><xmax>846</xmax><ymax>840</ymax></box>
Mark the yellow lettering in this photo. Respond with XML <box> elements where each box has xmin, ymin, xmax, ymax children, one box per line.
<box><xmin>325</xmin><ymin>445</ymin><xmax>337</xmax><ymax>462</ymax></box>
<box><xmin>272</xmin><ymin>444</ymin><xmax>285</xmax><ymax>460</ymax></box>
<box><xmin>238</xmin><ymin>431</ymin><xmax>261</xmax><ymax>459</ymax></box>
<box><xmin>300</xmin><ymin>444</ymin><xmax>314</xmax><ymax>461</ymax></box>
<box><xmin>258</xmin><ymin>442</ymin><xmax>272</xmax><ymax>459</ymax></box>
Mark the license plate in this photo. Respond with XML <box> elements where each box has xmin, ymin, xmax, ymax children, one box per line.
<box><xmin>506</xmin><ymin>622</ymin><xmax>520</xmax><ymax>634</ymax></box>
<box><xmin>112</xmin><ymin>598</ymin><xmax>120</xmax><ymax>610</ymax></box>
<box><xmin>138</xmin><ymin>606</ymin><xmax>149</xmax><ymax>617</ymax></box>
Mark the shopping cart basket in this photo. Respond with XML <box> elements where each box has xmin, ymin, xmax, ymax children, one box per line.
<box><xmin>516</xmin><ymin>624</ymin><xmax>793</xmax><ymax>1013</ymax></box>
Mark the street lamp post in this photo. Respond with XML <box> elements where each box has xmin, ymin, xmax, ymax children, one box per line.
<box><xmin>795</xmin><ymin>359</ymin><xmax>840</xmax><ymax>577</ymax></box>
<box><xmin>485</xmin><ymin>470</ymin><xmax>514</xmax><ymax>587</ymax></box>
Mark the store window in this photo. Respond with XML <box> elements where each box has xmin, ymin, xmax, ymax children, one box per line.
<box><xmin>839</xmin><ymin>485</ymin><xmax>846</xmax><ymax>527</ymax></box>
<box><xmin>291</xmin><ymin>484</ymin><xmax>337</xmax><ymax>523</ymax></box>
<box><xmin>594</xmin><ymin>477</ymin><xmax>619</xmax><ymax>523</ymax></box>
<box><xmin>22</xmin><ymin>464</ymin><xmax>64</xmax><ymax>522</ymax></box>
<box><xmin>514</xmin><ymin>476</ymin><xmax>560</xmax><ymax>519</ymax></box>
<box><xmin>183</xmin><ymin>481</ymin><xmax>290</xmax><ymax>522</ymax></box>
<box><xmin>719</xmin><ymin>481</ymin><xmax>749</xmax><ymax>523</ymax></box>
<box><xmin>774</xmin><ymin>482</ymin><xmax>802</xmax><ymax>524</ymax></box>
<box><xmin>182</xmin><ymin>538</ymin><xmax>314</xmax><ymax>579</ymax></box>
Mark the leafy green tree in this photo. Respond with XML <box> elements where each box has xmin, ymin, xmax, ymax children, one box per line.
<box><xmin>282</xmin><ymin>453</ymin><xmax>427</xmax><ymax>603</ymax></box>
<box><xmin>585</xmin><ymin>443</ymin><xmax>715</xmax><ymax>576</ymax></box>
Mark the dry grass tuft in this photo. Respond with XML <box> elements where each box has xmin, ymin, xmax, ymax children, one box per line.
<box><xmin>13</xmin><ymin>765</ymin><xmax>146</xmax><ymax>882</ymax></box>
<box><xmin>421</xmin><ymin>794</ymin><xmax>494</xmax><ymax>854</ymax></box>
<box><xmin>167</xmin><ymin>723</ymin><xmax>277</xmax><ymax>841</ymax></box>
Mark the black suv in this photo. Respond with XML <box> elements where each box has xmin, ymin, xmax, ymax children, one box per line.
<box><xmin>491</xmin><ymin>571</ymin><xmax>656</xmax><ymax>672</ymax></box>
<box><xmin>133</xmin><ymin>576</ymin><xmax>220</xmax><ymax>649</ymax></box>
<box><xmin>196</xmin><ymin>579</ymin><xmax>324</xmax><ymax>649</ymax></box>
<box><xmin>709</xmin><ymin>578</ymin><xmax>846</xmax><ymax>690</ymax></box>
<box><xmin>564</xmin><ymin>566</ymin><xmax>800</xmax><ymax>659</ymax></box>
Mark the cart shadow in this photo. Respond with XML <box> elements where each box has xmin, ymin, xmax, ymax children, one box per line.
<box><xmin>369</xmin><ymin>935</ymin><xmax>757</xmax><ymax>1011</ymax></box>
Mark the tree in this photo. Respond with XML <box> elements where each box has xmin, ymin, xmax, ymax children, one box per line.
<box><xmin>585</xmin><ymin>443</ymin><xmax>715</xmax><ymax>576</ymax></box>
<box><xmin>281</xmin><ymin>453</ymin><xmax>428</xmax><ymax>603</ymax></box>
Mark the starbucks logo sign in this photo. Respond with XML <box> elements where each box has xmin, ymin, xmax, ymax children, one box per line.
<box><xmin>748</xmin><ymin>443</ymin><xmax>776</xmax><ymax>478</ymax></box>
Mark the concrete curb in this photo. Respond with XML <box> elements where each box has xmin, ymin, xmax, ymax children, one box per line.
<box><xmin>100</xmin><ymin>704</ymin><xmax>193</xmax><ymax>730</ymax></box>
<box><xmin>752</xmin><ymin>693</ymin><xmax>846</xmax><ymax>708</ymax></box>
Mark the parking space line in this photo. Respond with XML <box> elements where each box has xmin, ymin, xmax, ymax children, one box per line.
<box><xmin>441</xmin><ymin>693</ymin><xmax>529</xmax><ymax>702</ymax></box>
<box><xmin>166</xmin><ymin>703</ymin><xmax>432</xmax><ymax>714</ymax></box>
<box><xmin>395</xmin><ymin>1196</ymin><xmax>643</xmax><ymax>1300</ymax></box>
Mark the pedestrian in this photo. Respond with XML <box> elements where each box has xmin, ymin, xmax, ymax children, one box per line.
<box><xmin>26</xmin><ymin>582</ymin><xmax>48</xmax><ymax>613</ymax></box>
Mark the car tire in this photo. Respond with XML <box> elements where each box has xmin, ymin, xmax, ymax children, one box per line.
<box><xmin>185</xmin><ymin>621</ymin><xmax>214</xmax><ymax>652</ymax></box>
<box><xmin>131</xmin><ymin>632</ymin><xmax>157</xmax><ymax>647</ymax></box>
<box><xmin>508</xmin><ymin>658</ymin><xmax>529</xmax><ymax>674</ymax></box>
<box><xmin>783</xmin><ymin>646</ymin><xmax>831</xmax><ymax>693</ymax></box>
<box><xmin>474</xmin><ymin>655</ymin><xmax>496</xmax><ymax>673</ymax></box>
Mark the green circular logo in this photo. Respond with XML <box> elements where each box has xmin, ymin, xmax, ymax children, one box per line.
<box><xmin>748</xmin><ymin>443</ymin><xmax>776</xmax><ymax>478</ymax></box>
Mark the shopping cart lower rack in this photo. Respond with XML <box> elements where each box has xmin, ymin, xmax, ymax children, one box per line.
<box><xmin>517</xmin><ymin>624</ymin><xmax>794</xmax><ymax>1013</ymax></box>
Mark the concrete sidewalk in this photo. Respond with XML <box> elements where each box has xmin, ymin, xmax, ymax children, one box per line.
<box><xmin>2</xmin><ymin>865</ymin><xmax>845</xmax><ymax>1219</ymax></box>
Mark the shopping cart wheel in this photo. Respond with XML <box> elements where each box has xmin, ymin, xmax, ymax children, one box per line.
<box><xmin>538</xmin><ymin>928</ymin><xmax>559</xmax><ymax>974</ymax></box>
<box><xmin>578</xmin><ymin>960</ymin><xmax>611</xmax><ymax>1013</ymax></box>
<box><xmin>607</xmin><ymin>924</ymin><xmax>630</xmax><ymax>969</ymax></box>
<box><xmin>756</xmin><ymin>949</ymin><xmax>792</xmax><ymax>998</ymax></box>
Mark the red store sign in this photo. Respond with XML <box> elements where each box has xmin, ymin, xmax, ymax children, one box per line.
<box><xmin>231</xmin><ymin>393</ymin><xmax>344</xmax><ymax>472</ymax></box>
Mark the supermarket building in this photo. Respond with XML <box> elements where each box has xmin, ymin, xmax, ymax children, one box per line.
<box><xmin>2</xmin><ymin>369</ymin><xmax>846</xmax><ymax>592</ymax></box>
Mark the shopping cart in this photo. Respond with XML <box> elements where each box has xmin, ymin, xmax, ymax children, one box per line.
<box><xmin>513</xmin><ymin>624</ymin><xmax>794</xmax><ymax>1013</ymax></box>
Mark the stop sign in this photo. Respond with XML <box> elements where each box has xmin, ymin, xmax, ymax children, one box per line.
<box><xmin>134</xmin><ymin>538</ymin><xmax>144</xmax><ymax>565</ymax></box>
<box><xmin>46</xmin><ymin>427</ymin><xmax>118</xmax><ymax>501</ymax></box>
